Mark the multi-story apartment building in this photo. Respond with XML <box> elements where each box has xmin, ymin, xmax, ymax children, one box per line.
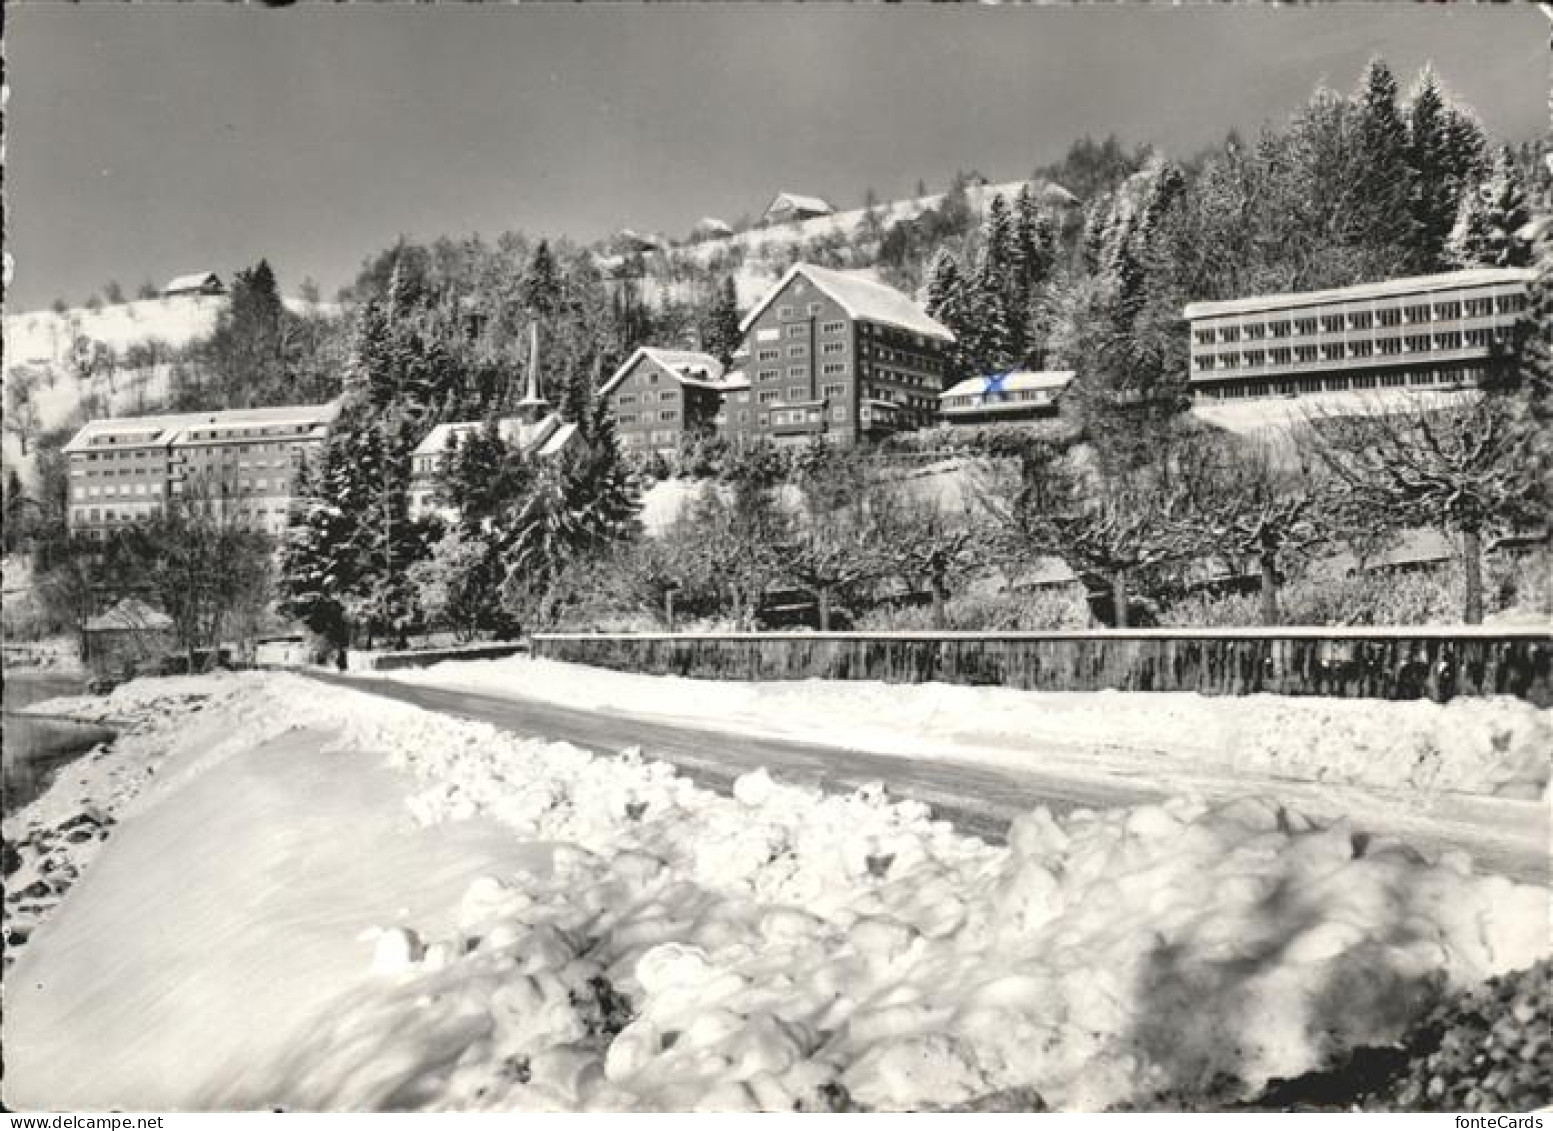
<box><xmin>1183</xmin><ymin>267</ymin><xmax>1533</xmax><ymax>405</ymax></box>
<box><xmin>725</xmin><ymin>263</ymin><xmax>954</xmax><ymax>449</ymax></box>
<box><xmin>938</xmin><ymin>370</ymin><xmax>1073</xmax><ymax>426</ymax></box>
<box><xmin>62</xmin><ymin>402</ymin><xmax>340</xmax><ymax>539</ymax></box>
<box><xmin>599</xmin><ymin>348</ymin><xmax>726</xmax><ymax>459</ymax></box>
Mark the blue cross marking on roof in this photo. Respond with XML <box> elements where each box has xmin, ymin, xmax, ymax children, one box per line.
<box><xmin>982</xmin><ymin>371</ymin><xmax>1012</xmax><ymax>395</ymax></box>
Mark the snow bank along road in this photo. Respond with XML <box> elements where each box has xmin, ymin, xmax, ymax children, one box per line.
<box><xmin>315</xmin><ymin>669</ymin><xmax>1550</xmax><ymax>885</ymax></box>
<box><xmin>4</xmin><ymin>673</ymin><xmax>1547</xmax><ymax>1111</ymax></box>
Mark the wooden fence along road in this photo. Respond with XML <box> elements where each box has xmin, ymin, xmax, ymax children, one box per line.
<box><xmin>531</xmin><ymin>627</ymin><xmax>1553</xmax><ymax>705</ymax></box>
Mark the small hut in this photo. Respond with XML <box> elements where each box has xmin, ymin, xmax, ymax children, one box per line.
<box><xmin>82</xmin><ymin>599</ymin><xmax>175</xmax><ymax>677</ymax></box>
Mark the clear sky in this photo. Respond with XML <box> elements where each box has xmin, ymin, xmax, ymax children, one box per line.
<box><xmin>5</xmin><ymin>4</ymin><xmax>1547</xmax><ymax>311</ymax></box>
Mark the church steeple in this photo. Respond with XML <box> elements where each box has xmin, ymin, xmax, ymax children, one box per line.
<box><xmin>512</xmin><ymin>320</ymin><xmax>549</xmax><ymax>422</ymax></box>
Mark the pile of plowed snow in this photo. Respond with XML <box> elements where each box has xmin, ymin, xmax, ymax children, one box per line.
<box><xmin>9</xmin><ymin>674</ymin><xmax>1548</xmax><ymax>1111</ymax></box>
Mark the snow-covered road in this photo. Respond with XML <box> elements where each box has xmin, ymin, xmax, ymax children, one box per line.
<box><xmin>311</xmin><ymin>671</ymin><xmax>1550</xmax><ymax>884</ymax></box>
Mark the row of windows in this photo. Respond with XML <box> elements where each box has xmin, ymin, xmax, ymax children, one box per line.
<box><xmin>69</xmin><ymin>499</ymin><xmax>291</xmax><ymax>523</ymax></box>
<box><xmin>858</xmin><ymin>323</ymin><xmax>938</xmax><ymax>351</ymax></box>
<box><xmin>1193</xmin><ymin>293</ymin><xmax>1525</xmax><ymax>344</ymax></box>
<box><xmin>944</xmin><ymin>388</ymin><xmax>1058</xmax><ymax>408</ymax></box>
<box><xmin>619</xmin><ymin>430</ymin><xmax>680</xmax><ymax>447</ymax></box>
<box><xmin>73</xmin><ymin>482</ymin><xmax>163</xmax><ymax>499</ymax></box>
<box><xmin>776</xmin><ymin>302</ymin><xmax>826</xmax><ymax>319</ymax></box>
<box><xmin>74</xmin><ymin>448</ymin><xmax>162</xmax><ymax>463</ymax></box>
<box><xmin>1195</xmin><ymin>364</ymin><xmax>1489</xmax><ymax>400</ymax></box>
<box><xmin>615</xmin><ymin>410</ymin><xmax>679</xmax><ymax>424</ymax></box>
<box><xmin>615</xmin><ymin>389</ymin><xmax>677</xmax><ymax>406</ymax></box>
<box><xmin>72</xmin><ymin>466</ymin><xmax>165</xmax><ymax>479</ymax></box>
<box><xmin>870</xmin><ymin>366</ymin><xmax>938</xmax><ymax>390</ymax></box>
<box><xmin>1195</xmin><ymin>328</ymin><xmax>1504</xmax><ymax>371</ymax></box>
<box><xmin>866</xmin><ymin>387</ymin><xmax>938</xmax><ymax>413</ymax></box>
<box><xmin>863</xmin><ymin>344</ymin><xmax>943</xmax><ymax>372</ymax></box>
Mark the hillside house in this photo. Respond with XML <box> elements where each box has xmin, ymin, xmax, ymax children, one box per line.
<box><xmin>162</xmin><ymin>272</ymin><xmax>226</xmax><ymax>298</ymax></box>
<box><xmin>689</xmin><ymin>216</ymin><xmax>734</xmax><ymax>242</ymax></box>
<box><xmin>600</xmin><ymin>348</ymin><xmax>727</xmax><ymax>459</ymax></box>
<box><xmin>938</xmin><ymin>370</ymin><xmax>1073</xmax><ymax>426</ymax></box>
<box><xmin>762</xmin><ymin>192</ymin><xmax>836</xmax><ymax>227</ymax></box>
<box><xmin>727</xmin><ymin>263</ymin><xmax>954</xmax><ymax>448</ymax></box>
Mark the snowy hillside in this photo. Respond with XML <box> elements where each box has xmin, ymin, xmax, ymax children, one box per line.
<box><xmin>605</xmin><ymin>179</ymin><xmax>1078</xmax><ymax>310</ymax></box>
<box><xmin>4</xmin><ymin>673</ymin><xmax>1546</xmax><ymax>1110</ymax></box>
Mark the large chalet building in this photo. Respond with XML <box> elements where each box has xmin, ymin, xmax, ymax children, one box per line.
<box><xmin>724</xmin><ymin>263</ymin><xmax>955</xmax><ymax>448</ymax></box>
<box><xmin>598</xmin><ymin>347</ymin><xmax>727</xmax><ymax>459</ymax></box>
<box><xmin>1184</xmin><ymin>267</ymin><xmax>1533</xmax><ymax>406</ymax></box>
<box><xmin>62</xmin><ymin>402</ymin><xmax>340</xmax><ymax>539</ymax></box>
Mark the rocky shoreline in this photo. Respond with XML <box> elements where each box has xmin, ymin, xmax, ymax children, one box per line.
<box><xmin>2</xmin><ymin>689</ymin><xmax>215</xmax><ymax>970</ymax></box>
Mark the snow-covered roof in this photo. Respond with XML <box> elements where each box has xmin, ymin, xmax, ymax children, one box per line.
<box><xmin>63</xmin><ymin>402</ymin><xmax>341</xmax><ymax>454</ymax></box>
<box><xmin>720</xmin><ymin>370</ymin><xmax>750</xmax><ymax>390</ymax></box>
<box><xmin>599</xmin><ymin>347</ymin><xmax>728</xmax><ymax>398</ymax></box>
<box><xmin>84</xmin><ymin>599</ymin><xmax>174</xmax><ymax>634</ymax></box>
<box><xmin>501</xmin><ymin>413</ymin><xmax>562</xmax><ymax>453</ymax></box>
<box><xmin>939</xmin><ymin>370</ymin><xmax>1075</xmax><ymax>400</ymax></box>
<box><xmin>765</xmin><ymin>192</ymin><xmax>834</xmax><ymax>218</ymax></box>
<box><xmin>537</xmin><ymin>420</ymin><xmax>579</xmax><ymax>457</ymax></box>
<box><xmin>738</xmin><ymin>263</ymin><xmax>955</xmax><ymax>343</ymax></box>
<box><xmin>1184</xmin><ymin>268</ymin><xmax>1534</xmax><ymax>321</ymax></box>
<box><xmin>412</xmin><ymin>421</ymin><xmax>484</xmax><ymax>459</ymax></box>
<box><xmin>617</xmin><ymin>229</ymin><xmax>667</xmax><ymax>252</ymax></box>
<box><xmin>163</xmin><ymin>271</ymin><xmax>223</xmax><ymax>295</ymax></box>
<box><xmin>691</xmin><ymin>216</ymin><xmax>733</xmax><ymax>235</ymax></box>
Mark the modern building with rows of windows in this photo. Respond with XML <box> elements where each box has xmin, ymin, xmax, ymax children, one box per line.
<box><xmin>1183</xmin><ymin>267</ymin><xmax>1532</xmax><ymax>405</ymax></box>
<box><xmin>62</xmin><ymin>402</ymin><xmax>340</xmax><ymax>540</ymax></box>
<box><xmin>723</xmin><ymin>263</ymin><xmax>955</xmax><ymax>448</ymax></box>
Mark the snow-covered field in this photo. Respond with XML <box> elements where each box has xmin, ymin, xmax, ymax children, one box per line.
<box><xmin>4</xmin><ymin>673</ymin><xmax>1548</xmax><ymax>1111</ymax></box>
<box><xmin>389</xmin><ymin>656</ymin><xmax>1551</xmax><ymax>802</ymax></box>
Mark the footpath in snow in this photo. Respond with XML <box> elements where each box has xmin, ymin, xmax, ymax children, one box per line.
<box><xmin>4</xmin><ymin>673</ymin><xmax>1548</xmax><ymax>1112</ymax></box>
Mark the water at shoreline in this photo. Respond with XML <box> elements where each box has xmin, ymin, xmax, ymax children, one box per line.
<box><xmin>3</xmin><ymin>672</ymin><xmax>111</xmax><ymax>815</ymax></box>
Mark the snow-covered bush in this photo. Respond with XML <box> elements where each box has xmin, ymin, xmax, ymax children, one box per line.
<box><xmin>855</xmin><ymin>587</ymin><xmax>1091</xmax><ymax>631</ymax></box>
<box><xmin>1161</xmin><ymin>553</ymin><xmax>1551</xmax><ymax>628</ymax></box>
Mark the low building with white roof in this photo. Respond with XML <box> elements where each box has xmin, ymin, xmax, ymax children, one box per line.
<box><xmin>938</xmin><ymin>370</ymin><xmax>1074</xmax><ymax>426</ymax></box>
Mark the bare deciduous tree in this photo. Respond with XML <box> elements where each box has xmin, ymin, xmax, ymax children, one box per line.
<box><xmin>1306</xmin><ymin>392</ymin><xmax>1546</xmax><ymax>623</ymax></box>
